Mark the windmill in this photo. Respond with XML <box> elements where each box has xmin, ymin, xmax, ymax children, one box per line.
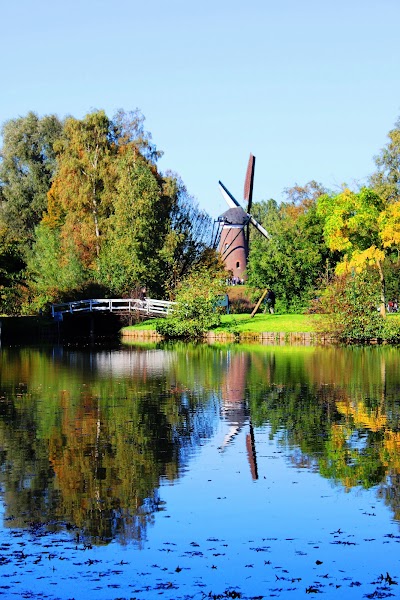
<box><xmin>217</xmin><ymin>154</ymin><xmax>270</xmax><ymax>282</ymax></box>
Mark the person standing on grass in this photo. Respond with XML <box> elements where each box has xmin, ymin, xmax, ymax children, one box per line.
<box><xmin>264</xmin><ymin>289</ymin><xmax>276</xmax><ymax>314</ymax></box>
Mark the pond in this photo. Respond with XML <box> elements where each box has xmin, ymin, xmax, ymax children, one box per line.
<box><xmin>0</xmin><ymin>342</ymin><xmax>400</xmax><ymax>599</ymax></box>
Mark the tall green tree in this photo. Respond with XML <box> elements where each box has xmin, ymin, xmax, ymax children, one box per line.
<box><xmin>247</xmin><ymin>183</ymin><xmax>334</xmax><ymax>311</ymax></box>
<box><xmin>98</xmin><ymin>146</ymin><xmax>173</xmax><ymax>296</ymax></box>
<box><xmin>0</xmin><ymin>112</ymin><xmax>62</xmax><ymax>245</ymax></box>
<box><xmin>26</xmin><ymin>223</ymin><xmax>89</xmax><ymax>311</ymax></box>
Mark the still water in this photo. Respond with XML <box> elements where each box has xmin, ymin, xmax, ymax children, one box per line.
<box><xmin>0</xmin><ymin>342</ymin><xmax>400</xmax><ymax>599</ymax></box>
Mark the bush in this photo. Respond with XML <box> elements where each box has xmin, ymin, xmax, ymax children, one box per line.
<box><xmin>156</xmin><ymin>266</ymin><xmax>226</xmax><ymax>339</ymax></box>
<box><xmin>317</xmin><ymin>270</ymin><xmax>400</xmax><ymax>342</ymax></box>
<box><xmin>0</xmin><ymin>284</ymin><xmax>25</xmax><ymax>315</ymax></box>
<box><xmin>381</xmin><ymin>317</ymin><xmax>400</xmax><ymax>343</ymax></box>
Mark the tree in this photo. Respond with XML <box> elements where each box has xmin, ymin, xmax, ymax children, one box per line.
<box><xmin>370</xmin><ymin>116</ymin><xmax>400</xmax><ymax>203</ymax></box>
<box><xmin>247</xmin><ymin>183</ymin><xmax>334</xmax><ymax>311</ymax></box>
<box><xmin>283</xmin><ymin>180</ymin><xmax>327</xmax><ymax>207</ymax></box>
<box><xmin>98</xmin><ymin>146</ymin><xmax>173</xmax><ymax>296</ymax></box>
<box><xmin>113</xmin><ymin>108</ymin><xmax>163</xmax><ymax>164</ymax></box>
<box><xmin>47</xmin><ymin>111</ymin><xmax>115</xmax><ymax>264</ymax></box>
<box><xmin>25</xmin><ymin>111</ymin><xmax>118</xmax><ymax>308</ymax></box>
<box><xmin>316</xmin><ymin>270</ymin><xmax>400</xmax><ymax>342</ymax></box>
<box><xmin>26</xmin><ymin>222</ymin><xmax>89</xmax><ymax>311</ymax></box>
<box><xmin>0</xmin><ymin>226</ymin><xmax>26</xmax><ymax>314</ymax></box>
<box><xmin>160</xmin><ymin>175</ymin><xmax>214</xmax><ymax>293</ymax></box>
<box><xmin>25</xmin><ymin>108</ymin><xmax>216</xmax><ymax>308</ymax></box>
<box><xmin>0</xmin><ymin>112</ymin><xmax>63</xmax><ymax>245</ymax></box>
<box><xmin>317</xmin><ymin>187</ymin><xmax>393</xmax><ymax>315</ymax></box>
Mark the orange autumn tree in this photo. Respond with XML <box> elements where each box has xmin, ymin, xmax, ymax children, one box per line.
<box><xmin>26</xmin><ymin>111</ymin><xmax>117</xmax><ymax>307</ymax></box>
<box><xmin>46</xmin><ymin>111</ymin><xmax>115</xmax><ymax>266</ymax></box>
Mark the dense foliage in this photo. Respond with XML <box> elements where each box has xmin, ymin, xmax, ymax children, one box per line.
<box><xmin>316</xmin><ymin>271</ymin><xmax>400</xmax><ymax>342</ymax></box>
<box><xmin>155</xmin><ymin>262</ymin><xmax>227</xmax><ymax>339</ymax></box>
<box><xmin>0</xmin><ymin>112</ymin><xmax>63</xmax><ymax>246</ymax></box>
<box><xmin>0</xmin><ymin>109</ymin><xmax>214</xmax><ymax>313</ymax></box>
<box><xmin>312</xmin><ymin>181</ymin><xmax>400</xmax><ymax>337</ymax></box>
<box><xmin>246</xmin><ymin>182</ymin><xmax>338</xmax><ymax>312</ymax></box>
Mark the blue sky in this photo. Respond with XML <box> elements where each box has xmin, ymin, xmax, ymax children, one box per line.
<box><xmin>1</xmin><ymin>0</ymin><xmax>400</xmax><ymax>219</ymax></box>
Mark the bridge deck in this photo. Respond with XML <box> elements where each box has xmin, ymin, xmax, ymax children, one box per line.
<box><xmin>51</xmin><ymin>298</ymin><xmax>176</xmax><ymax>319</ymax></box>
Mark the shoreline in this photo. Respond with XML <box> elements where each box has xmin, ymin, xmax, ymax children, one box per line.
<box><xmin>121</xmin><ymin>329</ymin><xmax>335</xmax><ymax>344</ymax></box>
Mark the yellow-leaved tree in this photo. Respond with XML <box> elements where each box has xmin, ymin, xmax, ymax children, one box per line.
<box><xmin>317</xmin><ymin>187</ymin><xmax>400</xmax><ymax>317</ymax></box>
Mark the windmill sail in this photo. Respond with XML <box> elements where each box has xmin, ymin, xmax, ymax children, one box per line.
<box><xmin>244</xmin><ymin>153</ymin><xmax>255</xmax><ymax>214</ymax></box>
<box><xmin>249</xmin><ymin>215</ymin><xmax>270</xmax><ymax>240</ymax></box>
<box><xmin>218</xmin><ymin>180</ymin><xmax>241</xmax><ymax>209</ymax></box>
<box><xmin>243</xmin><ymin>153</ymin><xmax>255</xmax><ymax>243</ymax></box>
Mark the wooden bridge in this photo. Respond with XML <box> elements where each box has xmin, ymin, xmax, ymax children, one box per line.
<box><xmin>51</xmin><ymin>298</ymin><xmax>176</xmax><ymax>319</ymax></box>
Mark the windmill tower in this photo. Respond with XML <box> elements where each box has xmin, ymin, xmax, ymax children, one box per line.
<box><xmin>217</xmin><ymin>202</ymin><xmax>249</xmax><ymax>282</ymax></box>
<box><xmin>217</xmin><ymin>154</ymin><xmax>270</xmax><ymax>281</ymax></box>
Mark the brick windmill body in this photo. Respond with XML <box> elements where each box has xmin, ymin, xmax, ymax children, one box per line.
<box><xmin>218</xmin><ymin>154</ymin><xmax>270</xmax><ymax>281</ymax></box>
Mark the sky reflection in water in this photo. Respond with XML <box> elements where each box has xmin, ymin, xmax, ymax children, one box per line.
<box><xmin>0</xmin><ymin>343</ymin><xmax>399</xmax><ymax>599</ymax></box>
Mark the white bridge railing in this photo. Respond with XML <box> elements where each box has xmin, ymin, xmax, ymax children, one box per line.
<box><xmin>51</xmin><ymin>298</ymin><xmax>176</xmax><ymax>319</ymax></box>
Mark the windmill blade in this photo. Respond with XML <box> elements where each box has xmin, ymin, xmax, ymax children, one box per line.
<box><xmin>244</xmin><ymin>153</ymin><xmax>255</xmax><ymax>215</ymax></box>
<box><xmin>249</xmin><ymin>215</ymin><xmax>271</xmax><ymax>240</ymax></box>
<box><xmin>212</xmin><ymin>219</ymin><xmax>222</xmax><ymax>249</ymax></box>
<box><xmin>218</xmin><ymin>180</ymin><xmax>241</xmax><ymax>209</ymax></box>
<box><xmin>246</xmin><ymin>422</ymin><xmax>259</xmax><ymax>480</ymax></box>
<box><xmin>244</xmin><ymin>154</ymin><xmax>255</xmax><ymax>245</ymax></box>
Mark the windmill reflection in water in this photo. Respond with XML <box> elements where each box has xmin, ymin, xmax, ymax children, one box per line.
<box><xmin>219</xmin><ymin>352</ymin><xmax>258</xmax><ymax>480</ymax></box>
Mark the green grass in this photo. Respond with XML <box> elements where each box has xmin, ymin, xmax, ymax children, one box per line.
<box><xmin>122</xmin><ymin>313</ymin><xmax>319</xmax><ymax>334</ymax></box>
<box><xmin>123</xmin><ymin>319</ymin><xmax>163</xmax><ymax>331</ymax></box>
<box><xmin>216</xmin><ymin>313</ymin><xmax>318</xmax><ymax>333</ymax></box>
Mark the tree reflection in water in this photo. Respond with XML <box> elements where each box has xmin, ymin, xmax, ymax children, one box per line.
<box><xmin>0</xmin><ymin>343</ymin><xmax>400</xmax><ymax>546</ymax></box>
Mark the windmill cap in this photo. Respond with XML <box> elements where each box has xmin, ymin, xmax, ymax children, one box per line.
<box><xmin>218</xmin><ymin>206</ymin><xmax>249</xmax><ymax>225</ymax></box>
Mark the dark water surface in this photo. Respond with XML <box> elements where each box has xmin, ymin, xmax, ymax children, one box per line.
<box><xmin>0</xmin><ymin>342</ymin><xmax>400</xmax><ymax>599</ymax></box>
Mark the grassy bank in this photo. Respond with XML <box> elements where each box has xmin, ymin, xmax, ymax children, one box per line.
<box><xmin>121</xmin><ymin>313</ymin><xmax>319</xmax><ymax>335</ymax></box>
<box><xmin>121</xmin><ymin>312</ymin><xmax>400</xmax><ymax>337</ymax></box>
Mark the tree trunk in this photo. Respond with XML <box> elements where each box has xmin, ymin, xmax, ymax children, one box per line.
<box><xmin>377</xmin><ymin>260</ymin><xmax>386</xmax><ymax>318</ymax></box>
<box><xmin>91</xmin><ymin>180</ymin><xmax>100</xmax><ymax>257</ymax></box>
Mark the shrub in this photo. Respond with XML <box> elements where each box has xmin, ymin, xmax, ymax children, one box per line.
<box><xmin>317</xmin><ymin>270</ymin><xmax>400</xmax><ymax>342</ymax></box>
<box><xmin>156</xmin><ymin>266</ymin><xmax>226</xmax><ymax>339</ymax></box>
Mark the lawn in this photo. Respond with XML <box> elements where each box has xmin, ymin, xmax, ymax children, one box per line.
<box><xmin>216</xmin><ymin>313</ymin><xmax>318</xmax><ymax>332</ymax></box>
<box><xmin>121</xmin><ymin>312</ymin><xmax>400</xmax><ymax>337</ymax></box>
<box><xmin>122</xmin><ymin>313</ymin><xmax>319</xmax><ymax>334</ymax></box>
